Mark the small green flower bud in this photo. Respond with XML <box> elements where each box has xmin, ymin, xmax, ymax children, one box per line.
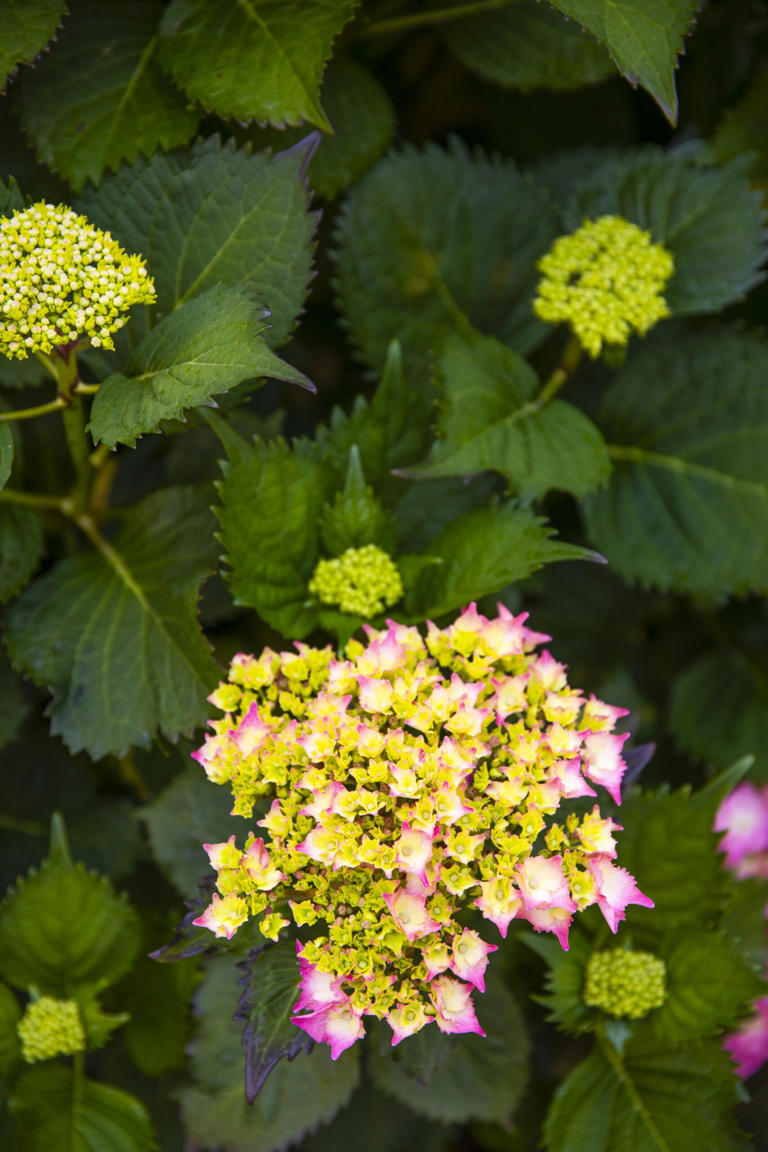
<box><xmin>308</xmin><ymin>544</ymin><xmax>403</xmax><ymax>617</ymax></box>
<box><xmin>17</xmin><ymin>996</ymin><xmax>86</xmax><ymax>1062</ymax></box>
<box><xmin>584</xmin><ymin>949</ymin><xmax>667</xmax><ymax>1020</ymax></box>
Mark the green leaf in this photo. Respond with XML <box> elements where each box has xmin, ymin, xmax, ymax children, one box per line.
<box><xmin>0</xmin><ymin>176</ymin><xmax>24</xmax><ymax>215</ymax></box>
<box><xmin>440</xmin><ymin>2</ymin><xmax>613</xmax><ymax>92</ymax></box>
<box><xmin>320</xmin><ymin>446</ymin><xmax>396</xmax><ymax>554</ymax></box>
<box><xmin>564</xmin><ymin>149</ymin><xmax>767</xmax><ymax>317</ymax></box>
<box><xmin>524</xmin><ymin>929</ymin><xmax>594</xmax><ymax>1035</ymax></box>
<box><xmin>88</xmin><ymin>284</ymin><xmax>312</xmax><ymax>448</ymax></box>
<box><xmin>0</xmin><ymin>817</ymin><xmax>139</xmax><ymax>995</ymax></box>
<box><xmin>5</xmin><ymin>486</ymin><xmax>219</xmax><ymax>759</ymax></box>
<box><xmin>0</xmin><ymin>424</ymin><xmax>13</xmax><ymax>489</ymax></box>
<box><xmin>0</xmin><ymin>645</ymin><xmax>29</xmax><ymax>752</ymax></box>
<box><xmin>182</xmin><ymin>955</ymin><xmax>359</xmax><ymax>1151</ymax></box>
<box><xmin>79</xmin><ymin>134</ymin><xmax>317</xmax><ymax>346</ymax></box>
<box><xmin>547</xmin><ymin>0</ymin><xmax>700</xmax><ymax>124</ymax></box>
<box><xmin>158</xmin><ymin>0</ymin><xmax>359</xmax><ymax>129</ymax></box>
<box><xmin>544</xmin><ymin>1035</ymin><xmax>746</xmax><ymax>1152</ymax></box>
<box><xmin>583</xmin><ymin>329</ymin><xmax>768</xmax><ymax>597</ymax></box>
<box><xmin>120</xmin><ymin>946</ymin><xmax>196</xmax><ymax>1076</ymax></box>
<box><xmin>0</xmin><ymin>982</ymin><xmax>22</xmax><ymax>1078</ymax></box>
<box><xmin>18</xmin><ymin>0</ymin><xmax>198</xmax><ymax>192</ymax></box>
<box><xmin>74</xmin><ymin>985</ymin><xmax>130</xmax><ymax>1051</ymax></box>
<box><xmin>304</xmin><ymin>1082</ymin><xmax>452</xmax><ymax>1152</ymax></box>
<box><xmin>333</xmin><ymin>140</ymin><xmax>558</xmax><ymax>375</ymax></box>
<box><xmin>216</xmin><ymin>435</ymin><xmax>336</xmax><ymax>637</ymax></box>
<box><xmin>369</xmin><ymin>971</ymin><xmax>528</xmax><ymax>1125</ymax></box>
<box><xmin>616</xmin><ymin>785</ymin><xmax>728</xmax><ymax>946</ymax></box>
<box><xmin>141</xmin><ymin>764</ymin><xmax>246</xmax><ymax>896</ymax></box>
<box><xmin>9</xmin><ymin>1065</ymin><xmax>156</xmax><ymax>1152</ymax></box>
<box><xmin>404</xmin><ymin>502</ymin><xmax>593</xmax><ymax>621</ymax></box>
<box><xmin>669</xmin><ymin>649</ymin><xmax>768</xmax><ymax>780</ymax></box>
<box><xmin>0</xmin><ymin>0</ymin><xmax>66</xmax><ymax>87</ymax></box>
<box><xmin>236</xmin><ymin>943</ymin><xmax>312</xmax><ymax>1103</ymax></box>
<box><xmin>711</xmin><ymin>71</ymin><xmax>768</xmax><ymax>185</ymax></box>
<box><xmin>650</xmin><ymin>932</ymin><xmax>765</xmax><ymax>1047</ymax></box>
<box><xmin>0</xmin><ymin>504</ymin><xmax>44</xmax><ymax>603</ymax></box>
<box><xmin>407</xmin><ymin>330</ymin><xmax>610</xmax><ymax>499</ymax></box>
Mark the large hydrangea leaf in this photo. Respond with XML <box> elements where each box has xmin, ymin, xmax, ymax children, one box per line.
<box><xmin>4</xmin><ymin>486</ymin><xmax>219</xmax><ymax>759</ymax></box>
<box><xmin>583</xmin><ymin>328</ymin><xmax>768</xmax><ymax>597</ymax></box>
<box><xmin>0</xmin><ymin>0</ymin><xmax>67</xmax><ymax>88</ymax></box>
<box><xmin>19</xmin><ymin>0</ymin><xmax>198</xmax><ymax>191</ymax></box>
<box><xmin>158</xmin><ymin>0</ymin><xmax>360</xmax><ymax>128</ymax></box>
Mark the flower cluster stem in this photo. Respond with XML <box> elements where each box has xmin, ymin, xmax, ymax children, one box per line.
<box><xmin>357</xmin><ymin>0</ymin><xmax>512</xmax><ymax>37</ymax></box>
<box><xmin>0</xmin><ymin>397</ymin><xmax>66</xmax><ymax>423</ymax></box>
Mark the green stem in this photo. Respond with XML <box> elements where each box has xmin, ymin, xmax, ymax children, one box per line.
<box><xmin>0</xmin><ymin>488</ymin><xmax>71</xmax><ymax>512</ymax></box>
<box><xmin>537</xmin><ymin>332</ymin><xmax>583</xmax><ymax>406</ymax></box>
<box><xmin>74</xmin><ymin>513</ymin><xmax>150</xmax><ymax>610</ymax></box>
<box><xmin>54</xmin><ymin>348</ymin><xmax>92</xmax><ymax>513</ymax></box>
<box><xmin>34</xmin><ymin>350</ymin><xmax>59</xmax><ymax>382</ymax></box>
<box><xmin>118</xmin><ymin>751</ymin><xmax>149</xmax><ymax>802</ymax></box>
<box><xmin>0</xmin><ymin>397</ymin><xmax>66</xmax><ymax>422</ymax></box>
<box><xmin>357</xmin><ymin>0</ymin><xmax>511</xmax><ymax>36</ymax></box>
<box><xmin>0</xmin><ymin>812</ymin><xmax>48</xmax><ymax>837</ymax></box>
<box><xmin>74</xmin><ymin>382</ymin><xmax>100</xmax><ymax>395</ymax></box>
<box><xmin>73</xmin><ymin>1048</ymin><xmax>85</xmax><ymax>1115</ymax></box>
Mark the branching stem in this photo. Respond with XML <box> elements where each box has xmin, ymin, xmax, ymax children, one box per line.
<box><xmin>0</xmin><ymin>397</ymin><xmax>66</xmax><ymax>422</ymax></box>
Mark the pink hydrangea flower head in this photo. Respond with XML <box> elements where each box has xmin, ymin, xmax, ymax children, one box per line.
<box><xmin>723</xmin><ymin>997</ymin><xmax>768</xmax><ymax>1079</ymax></box>
<box><xmin>431</xmin><ymin>974</ymin><xmax>485</xmax><ymax>1036</ymax></box>
<box><xmin>588</xmin><ymin>854</ymin><xmax>654</xmax><ymax>932</ymax></box>
<box><xmin>581</xmin><ymin>731</ymin><xmax>629</xmax><ymax>806</ymax></box>
<box><xmin>714</xmin><ymin>783</ymin><xmax>768</xmax><ymax>874</ymax></box>
<box><xmin>291</xmin><ymin>1001</ymin><xmax>365</xmax><ymax>1060</ymax></box>
<box><xmin>449</xmin><ymin>929</ymin><xmax>497</xmax><ymax>991</ymax></box>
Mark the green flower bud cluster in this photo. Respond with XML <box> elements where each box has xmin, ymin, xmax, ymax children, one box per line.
<box><xmin>533</xmin><ymin>215</ymin><xmax>674</xmax><ymax>358</ymax></box>
<box><xmin>17</xmin><ymin>996</ymin><xmax>86</xmax><ymax>1063</ymax></box>
<box><xmin>0</xmin><ymin>201</ymin><xmax>156</xmax><ymax>360</ymax></box>
<box><xmin>584</xmin><ymin>948</ymin><xmax>667</xmax><ymax>1020</ymax></box>
<box><xmin>309</xmin><ymin>544</ymin><xmax>403</xmax><ymax>617</ymax></box>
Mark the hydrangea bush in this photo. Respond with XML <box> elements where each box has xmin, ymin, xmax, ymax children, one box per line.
<box><xmin>1</xmin><ymin>2</ymin><xmax>768</xmax><ymax>1151</ymax></box>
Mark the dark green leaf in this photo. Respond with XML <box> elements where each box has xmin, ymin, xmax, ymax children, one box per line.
<box><xmin>0</xmin><ymin>424</ymin><xmax>13</xmax><ymax>489</ymax></box>
<box><xmin>0</xmin><ymin>175</ymin><xmax>25</xmax><ymax>214</ymax></box>
<box><xmin>565</xmin><ymin>149</ymin><xmax>767</xmax><ymax>316</ymax></box>
<box><xmin>0</xmin><ymin>983</ymin><xmax>22</xmax><ymax>1078</ymax></box>
<box><xmin>544</xmin><ymin>1035</ymin><xmax>746</xmax><ymax>1152</ymax></box>
<box><xmin>583</xmin><ymin>329</ymin><xmax>768</xmax><ymax>597</ymax></box>
<box><xmin>0</xmin><ymin>644</ymin><xmax>29</xmax><ymax>752</ymax></box>
<box><xmin>183</xmin><ymin>955</ymin><xmax>359</xmax><ymax>1151</ymax></box>
<box><xmin>236</xmin><ymin>943</ymin><xmax>311</xmax><ymax>1103</ymax></box>
<box><xmin>19</xmin><ymin>0</ymin><xmax>198</xmax><ymax>191</ymax></box>
<box><xmin>0</xmin><ymin>504</ymin><xmax>44</xmax><ymax>603</ymax></box>
<box><xmin>0</xmin><ymin>817</ymin><xmax>139</xmax><ymax>995</ymax></box>
<box><xmin>0</xmin><ymin>0</ymin><xmax>67</xmax><ymax>87</ymax></box>
<box><xmin>408</xmin><ymin>330</ymin><xmax>610</xmax><ymax>498</ymax></box>
<box><xmin>405</xmin><ymin>502</ymin><xmax>593</xmax><ymax>620</ymax></box>
<box><xmin>141</xmin><ymin>764</ymin><xmax>246</xmax><ymax>896</ymax></box>
<box><xmin>320</xmin><ymin>446</ymin><xmax>396</xmax><ymax>554</ymax></box>
<box><xmin>88</xmin><ymin>284</ymin><xmax>311</xmax><ymax>448</ymax></box>
<box><xmin>524</xmin><ymin>929</ymin><xmax>594</xmax><ymax>1035</ymax></box>
<box><xmin>79</xmin><ymin>134</ymin><xmax>317</xmax><ymax>346</ymax></box>
<box><xmin>216</xmin><ymin>435</ymin><xmax>336</xmax><ymax>637</ymax></box>
<box><xmin>369</xmin><ymin>972</ymin><xmax>528</xmax><ymax>1125</ymax></box>
<box><xmin>547</xmin><ymin>0</ymin><xmax>700</xmax><ymax>123</ymax></box>
<box><xmin>304</xmin><ymin>1081</ymin><xmax>452</xmax><ymax>1152</ymax></box>
<box><xmin>440</xmin><ymin>2</ymin><xmax>613</xmax><ymax>92</ymax></box>
<box><xmin>9</xmin><ymin>1065</ymin><xmax>156</xmax><ymax>1152</ymax></box>
<box><xmin>711</xmin><ymin>71</ymin><xmax>768</xmax><ymax>185</ymax></box>
<box><xmin>333</xmin><ymin>140</ymin><xmax>558</xmax><ymax>375</ymax></box>
<box><xmin>669</xmin><ymin>649</ymin><xmax>768</xmax><ymax>779</ymax></box>
<box><xmin>158</xmin><ymin>0</ymin><xmax>359</xmax><ymax>129</ymax></box>
<box><xmin>75</xmin><ymin>985</ymin><xmax>130</xmax><ymax>1050</ymax></box>
<box><xmin>5</xmin><ymin>486</ymin><xmax>219</xmax><ymax>758</ymax></box>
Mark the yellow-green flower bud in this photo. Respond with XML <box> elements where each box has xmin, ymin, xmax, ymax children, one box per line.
<box><xmin>584</xmin><ymin>949</ymin><xmax>667</xmax><ymax>1020</ymax></box>
<box><xmin>533</xmin><ymin>215</ymin><xmax>674</xmax><ymax>358</ymax></box>
<box><xmin>17</xmin><ymin>996</ymin><xmax>86</xmax><ymax>1062</ymax></box>
<box><xmin>308</xmin><ymin>544</ymin><xmax>403</xmax><ymax>617</ymax></box>
<box><xmin>0</xmin><ymin>201</ymin><xmax>156</xmax><ymax>360</ymax></box>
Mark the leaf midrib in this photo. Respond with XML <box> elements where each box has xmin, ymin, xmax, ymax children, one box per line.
<box><xmin>608</xmin><ymin>443</ymin><xmax>768</xmax><ymax>498</ymax></box>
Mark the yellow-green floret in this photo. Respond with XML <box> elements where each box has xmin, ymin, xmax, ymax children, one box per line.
<box><xmin>584</xmin><ymin>949</ymin><xmax>667</xmax><ymax>1019</ymax></box>
<box><xmin>17</xmin><ymin>996</ymin><xmax>86</xmax><ymax>1062</ymax></box>
<box><xmin>309</xmin><ymin>544</ymin><xmax>403</xmax><ymax>617</ymax></box>
<box><xmin>0</xmin><ymin>201</ymin><xmax>156</xmax><ymax>360</ymax></box>
<box><xmin>533</xmin><ymin>215</ymin><xmax>674</xmax><ymax>358</ymax></box>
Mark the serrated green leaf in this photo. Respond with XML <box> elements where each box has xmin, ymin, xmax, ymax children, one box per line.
<box><xmin>74</xmin><ymin>985</ymin><xmax>130</xmax><ymax>1051</ymax></box>
<box><xmin>0</xmin><ymin>982</ymin><xmax>22</xmax><ymax>1078</ymax></box>
<box><xmin>583</xmin><ymin>329</ymin><xmax>768</xmax><ymax>597</ymax></box>
<box><xmin>5</xmin><ymin>486</ymin><xmax>218</xmax><ymax>759</ymax></box>
<box><xmin>79</xmin><ymin>135</ymin><xmax>317</xmax><ymax>346</ymax></box>
<box><xmin>404</xmin><ymin>502</ymin><xmax>592</xmax><ymax>621</ymax></box>
<box><xmin>616</xmin><ymin>785</ymin><xmax>727</xmax><ymax>945</ymax></box>
<box><xmin>9</xmin><ymin>1065</ymin><xmax>156</xmax><ymax>1152</ymax></box>
<box><xmin>320</xmin><ymin>446</ymin><xmax>396</xmax><ymax>554</ymax></box>
<box><xmin>0</xmin><ymin>0</ymin><xmax>67</xmax><ymax>87</ymax></box>
<box><xmin>369</xmin><ymin>972</ymin><xmax>528</xmax><ymax>1125</ymax></box>
<box><xmin>141</xmin><ymin>764</ymin><xmax>246</xmax><ymax>896</ymax></box>
<box><xmin>88</xmin><ymin>284</ymin><xmax>311</xmax><ymax>448</ymax></box>
<box><xmin>333</xmin><ymin>140</ymin><xmax>558</xmax><ymax>375</ymax></box>
<box><xmin>0</xmin><ymin>175</ymin><xmax>25</xmax><ymax>215</ymax></box>
<box><xmin>183</xmin><ymin>955</ymin><xmax>359</xmax><ymax>1151</ymax></box>
<box><xmin>0</xmin><ymin>424</ymin><xmax>13</xmax><ymax>489</ymax></box>
<box><xmin>158</xmin><ymin>0</ymin><xmax>359</xmax><ymax>129</ymax></box>
<box><xmin>18</xmin><ymin>0</ymin><xmax>198</xmax><ymax>192</ymax></box>
<box><xmin>304</xmin><ymin>1082</ymin><xmax>451</xmax><ymax>1152</ymax></box>
<box><xmin>669</xmin><ymin>649</ymin><xmax>768</xmax><ymax>780</ymax></box>
<box><xmin>0</xmin><ymin>644</ymin><xmax>29</xmax><ymax>753</ymax></box>
<box><xmin>524</xmin><ymin>929</ymin><xmax>594</xmax><ymax>1035</ymax></box>
<box><xmin>440</xmin><ymin>1</ymin><xmax>613</xmax><ymax>92</ymax></box>
<box><xmin>547</xmin><ymin>0</ymin><xmax>700</xmax><ymax>124</ymax></box>
<box><xmin>544</xmin><ymin>1035</ymin><xmax>746</xmax><ymax>1152</ymax></box>
<box><xmin>216</xmin><ymin>435</ymin><xmax>336</xmax><ymax>637</ymax></box>
<box><xmin>564</xmin><ymin>149</ymin><xmax>767</xmax><ymax>316</ymax></box>
<box><xmin>237</xmin><ymin>943</ymin><xmax>312</xmax><ymax>1103</ymax></box>
<box><xmin>650</xmin><ymin>932</ymin><xmax>764</xmax><ymax>1047</ymax></box>
<box><xmin>408</xmin><ymin>330</ymin><xmax>610</xmax><ymax>499</ymax></box>
<box><xmin>0</xmin><ymin>504</ymin><xmax>44</xmax><ymax>603</ymax></box>
<box><xmin>0</xmin><ymin>833</ymin><xmax>139</xmax><ymax>995</ymax></box>
<box><xmin>711</xmin><ymin>71</ymin><xmax>768</xmax><ymax>185</ymax></box>
<box><xmin>120</xmin><ymin>945</ymin><xmax>196</xmax><ymax>1076</ymax></box>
